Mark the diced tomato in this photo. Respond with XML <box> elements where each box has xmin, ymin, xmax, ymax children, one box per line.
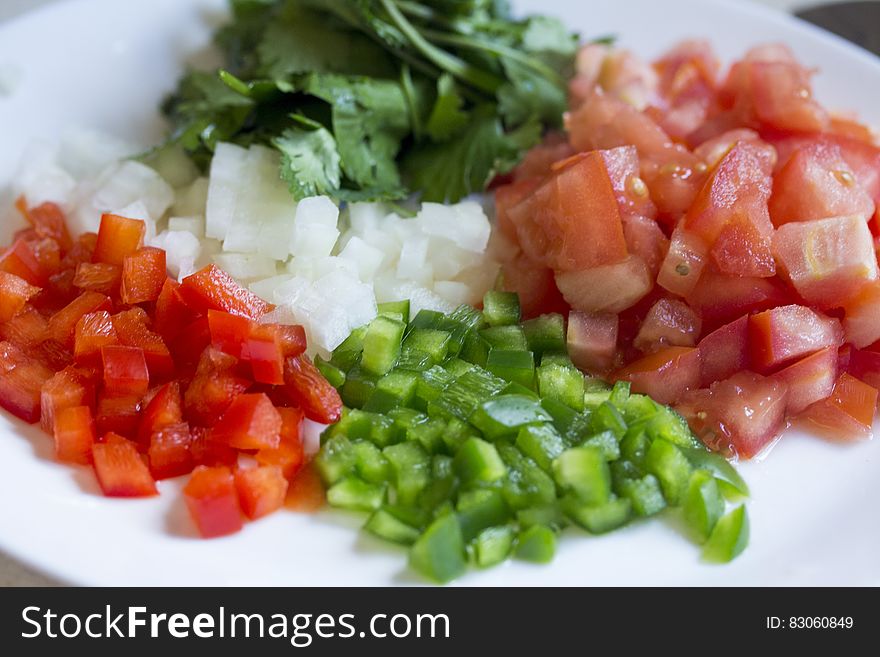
<box><xmin>245</xmin><ymin>323</ymin><xmax>285</xmax><ymax>385</ymax></box>
<box><xmin>138</xmin><ymin>381</ymin><xmax>183</xmax><ymax>446</ymax></box>
<box><xmin>285</xmin><ymin>464</ymin><xmax>326</xmax><ymax>513</ymax></box>
<box><xmin>683</xmin><ymin>142</ymin><xmax>776</xmax><ymax>277</ymax></box>
<box><xmin>622</xmin><ymin>215</ymin><xmax>669</xmax><ymax>278</ymax></box>
<box><xmin>653</xmin><ymin>40</ymin><xmax>721</xmax><ymax>141</ymax></box>
<box><xmin>512</xmin><ymin>132</ymin><xmax>574</xmax><ymax>182</ymax></box>
<box><xmin>612</xmin><ymin>346</ymin><xmax>701</xmax><ymax>405</ymax></box>
<box><xmin>0</xmin><ymin>340</ymin><xmax>54</xmax><ymax>423</ymax></box>
<box><xmin>207</xmin><ymin>310</ymin><xmax>251</xmax><ymax>359</ymax></box>
<box><xmin>92</xmin><ymin>433</ymin><xmax>158</xmax><ymax>497</ymax></box>
<box><xmin>494</xmin><ymin>178</ymin><xmax>542</xmax><ymax>241</ymax></box>
<box><xmin>45</xmin><ymin>291</ymin><xmax>112</xmax><ymax>347</ymax></box>
<box><xmin>40</xmin><ymin>366</ymin><xmax>95</xmax><ymax>434</ymax></box>
<box><xmin>556</xmin><ymin>254</ymin><xmax>652</xmax><ymax>315</ymax></box>
<box><xmin>190</xmin><ymin>427</ymin><xmax>238</xmax><ymax>468</ymax></box>
<box><xmin>184</xmin><ymin>348</ymin><xmax>251</xmax><ymax>427</ymax></box>
<box><xmin>19</xmin><ymin>200</ymin><xmax>73</xmax><ymax>252</ymax></box>
<box><xmin>148</xmin><ymin>422</ymin><xmax>194</xmax><ymax>480</ymax></box>
<box><xmin>0</xmin><ymin>304</ymin><xmax>46</xmax><ymax>348</ymax></box>
<box><xmin>283</xmin><ymin>355</ymin><xmax>343</xmax><ymax>424</ymax></box>
<box><xmin>507</xmin><ymin>150</ymin><xmax>628</xmax><ymax>272</ymax></box>
<box><xmin>111</xmin><ymin>308</ymin><xmax>174</xmax><ymax>379</ymax></box>
<box><xmin>697</xmin><ymin>316</ymin><xmax>750</xmax><ymax>387</ymax></box>
<box><xmin>121</xmin><ymin>247</ymin><xmax>166</xmax><ymax>305</ymax></box>
<box><xmin>183</xmin><ymin>465</ymin><xmax>243</xmax><ymax>538</ymax></box>
<box><xmin>769</xmin><ymin>141</ymin><xmax>874</xmax><ymax>226</ymax></box>
<box><xmin>597</xmin><ymin>146</ymin><xmax>658</xmax><ymax>220</ymax></box>
<box><xmin>686</xmin><ymin>273</ymin><xmax>792</xmax><ymax>330</ymax></box>
<box><xmin>213</xmin><ymin>393</ymin><xmax>281</xmax><ymax>451</ymax></box>
<box><xmin>235</xmin><ymin>465</ymin><xmax>289</xmax><ymax>520</ymax></box>
<box><xmin>567</xmin><ymin>311</ymin><xmax>619</xmax><ymax>374</ymax></box>
<box><xmin>501</xmin><ymin>252</ymin><xmax>568</xmax><ymax>319</ymax></box>
<box><xmin>0</xmin><ymin>238</ymin><xmax>51</xmax><ymax>286</ymax></box>
<box><xmin>841</xmin><ymin>281</ymin><xmax>880</xmax><ymax>349</ymax></box>
<box><xmin>657</xmin><ymin>228</ymin><xmax>708</xmax><ymax>297</ymax></box>
<box><xmin>692</xmin><ymin>129</ymin><xmax>771</xmax><ymax>171</ymax></box>
<box><xmin>102</xmin><ymin>345</ymin><xmax>149</xmax><ymax>396</ymax></box>
<box><xmin>800</xmin><ymin>373</ymin><xmax>877</xmax><ymax>441</ymax></box>
<box><xmin>74</xmin><ymin>310</ymin><xmax>118</xmax><ymax>364</ymax></box>
<box><xmin>773</xmin><ymin>215</ymin><xmax>877</xmax><ymax>308</ymax></box>
<box><xmin>749</xmin><ymin>60</ymin><xmax>829</xmax><ymax>133</ymax></box>
<box><xmin>53</xmin><ymin>405</ymin><xmax>96</xmax><ymax>465</ymax></box>
<box><xmin>634</xmin><ymin>298</ymin><xmax>701</xmax><ymax>353</ymax></box>
<box><xmin>95</xmin><ymin>392</ymin><xmax>142</xmax><ymax>438</ymax></box>
<box><xmin>677</xmin><ymin>371</ymin><xmax>788</xmax><ymax>458</ymax></box>
<box><xmin>255</xmin><ymin>407</ymin><xmax>305</xmax><ymax>479</ymax></box>
<box><xmin>771</xmin><ymin>346</ymin><xmax>837</xmax><ymax>416</ymax></box>
<box><xmin>153</xmin><ymin>278</ymin><xmax>195</xmax><ymax>343</ymax></box>
<box><xmin>92</xmin><ymin>214</ymin><xmax>145</xmax><ymax>266</ymax></box>
<box><xmin>0</xmin><ymin>271</ymin><xmax>40</xmax><ymax>322</ymax></box>
<box><xmin>72</xmin><ymin>262</ymin><xmax>121</xmax><ymax>296</ymax></box>
<box><xmin>749</xmin><ymin>305</ymin><xmax>843</xmax><ymax>373</ymax></box>
<box><xmin>179</xmin><ymin>264</ymin><xmax>274</xmax><ymax>320</ymax></box>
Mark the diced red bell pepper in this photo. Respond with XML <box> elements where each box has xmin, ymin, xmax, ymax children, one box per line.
<box><xmin>678</xmin><ymin>371</ymin><xmax>789</xmax><ymax>459</ymax></box>
<box><xmin>121</xmin><ymin>247</ymin><xmax>166</xmax><ymax>304</ymax></box>
<box><xmin>95</xmin><ymin>392</ymin><xmax>142</xmax><ymax>438</ymax></box>
<box><xmin>148</xmin><ymin>422</ymin><xmax>194</xmax><ymax>480</ymax></box>
<box><xmin>72</xmin><ymin>262</ymin><xmax>121</xmax><ymax>296</ymax></box>
<box><xmin>111</xmin><ymin>308</ymin><xmax>174</xmax><ymax>379</ymax></box>
<box><xmin>255</xmin><ymin>407</ymin><xmax>305</xmax><ymax>479</ymax></box>
<box><xmin>154</xmin><ymin>278</ymin><xmax>194</xmax><ymax>343</ymax></box>
<box><xmin>92</xmin><ymin>214</ymin><xmax>145</xmax><ymax>266</ymax></box>
<box><xmin>612</xmin><ymin>346</ymin><xmax>701</xmax><ymax>405</ymax></box>
<box><xmin>0</xmin><ymin>304</ymin><xmax>47</xmax><ymax>348</ymax></box>
<box><xmin>44</xmin><ymin>268</ymin><xmax>77</xmax><ymax>308</ymax></box>
<box><xmin>190</xmin><ymin>426</ymin><xmax>238</xmax><ymax>468</ymax></box>
<box><xmin>697</xmin><ymin>315</ymin><xmax>750</xmax><ymax>387</ymax></box>
<box><xmin>213</xmin><ymin>392</ymin><xmax>282</xmax><ymax>451</ymax></box>
<box><xmin>566</xmin><ymin>311</ymin><xmax>618</xmax><ymax>375</ymax></box>
<box><xmin>235</xmin><ymin>465</ymin><xmax>288</xmax><ymax>520</ymax></box>
<box><xmin>40</xmin><ymin>365</ymin><xmax>95</xmax><ymax>434</ymax></box>
<box><xmin>61</xmin><ymin>232</ymin><xmax>97</xmax><ymax>269</ymax></box>
<box><xmin>180</xmin><ymin>264</ymin><xmax>274</xmax><ymax>320</ymax></box>
<box><xmin>92</xmin><ymin>432</ymin><xmax>158</xmax><ymax>497</ymax></box>
<box><xmin>18</xmin><ymin>199</ymin><xmax>73</xmax><ymax>252</ymax></box>
<box><xmin>749</xmin><ymin>305</ymin><xmax>843</xmax><ymax>373</ymax></box>
<box><xmin>45</xmin><ymin>291</ymin><xmax>112</xmax><ymax>347</ymax></box>
<box><xmin>0</xmin><ymin>340</ymin><xmax>54</xmax><ymax>423</ymax></box>
<box><xmin>245</xmin><ymin>324</ymin><xmax>285</xmax><ymax>385</ymax></box>
<box><xmin>0</xmin><ymin>238</ymin><xmax>49</xmax><ymax>286</ymax></box>
<box><xmin>102</xmin><ymin>345</ymin><xmax>150</xmax><ymax>396</ymax></box>
<box><xmin>53</xmin><ymin>405</ymin><xmax>96</xmax><ymax>465</ymax></box>
<box><xmin>183</xmin><ymin>465</ymin><xmax>243</xmax><ymax>538</ymax></box>
<box><xmin>74</xmin><ymin>310</ymin><xmax>119</xmax><ymax>364</ymax></box>
<box><xmin>800</xmin><ymin>372</ymin><xmax>877</xmax><ymax>441</ymax></box>
<box><xmin>184</xmin><ymin>348</ymin><xmax>251</xmax><ymax>427</ymax></box>
<box><xmin>169</xmin><ymin>317</ymin><xmax>211</xmax><ymax>373</ymax></box>
<box><xmin>283</xmin><ymin>354</ymin><xmax>343</xmax><ymax>424</ymax></box>
<box><xmin>207</xmin><ymin>309</ymin><xmax>251</xmax><ymax>358</ymax></box>
<box><xmin>633</xmin><ymin>298</ymin><xmax>702</xmax><ymax>353</ymax></box>
<box><xmin>771</xmin><ymin>346</ymin><xmax>838</xmax><ymax>416</ymax></box>
<box><xmin>0</xmin><ymin>271</ymin><xmax>41</xmax><ymax>322</ymax></box>
<box><xmin>138</xmin><ymin>381</ymin><xmax>183</xmax><ymax>445</ymax></box>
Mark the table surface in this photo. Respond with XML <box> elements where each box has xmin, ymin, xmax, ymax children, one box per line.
<box><xmin>0</xmin><ymin>0</ymin><xmax>859</xmax><ymax>586</ymax></box>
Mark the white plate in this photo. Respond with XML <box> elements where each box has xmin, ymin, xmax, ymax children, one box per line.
<box><xmin>0</xmin><ymin>0</ymin><xmax>878</xmax><ymax>586</ymax></box>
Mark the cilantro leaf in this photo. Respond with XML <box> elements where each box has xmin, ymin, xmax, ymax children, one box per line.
<box><xmin>274</xmin><ymin>119</ymin><xmax>342</xmax><ymax>199</ymax></box>
<box><xmin>426</xmin><ymin>73</ymin><xmax>469</xmax><ymax>141</ymax></box>
<box><xmin>497</xmin><ymin>57</ymin><xmax>567</xmax><ymax>127</ymax></box>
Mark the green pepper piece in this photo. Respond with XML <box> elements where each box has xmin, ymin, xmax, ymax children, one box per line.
<box><xmin>561</xmin><ymin>493</ymin><xmax>632</xmax><ymax>534</ymax></box>
<box><xmin>314</xmin><ymin>435</ymin><xmax>356</xmax><ymax>485</ymax></box>
<box><xmin>521</xmin><ymin>313</ymin><xmax>565</xmax><ymax>354</ymax></box>
<box><xmin>644</xmin><ymin>438</ymin><xmax>693</xmax><ymax>505</ymax></box>
<box><xmin>619</xmin><ymin>426</ymin><xmax>650</xmax><ymax>467</ymax></box>
<box><xmin>486</xmin><ymin>349</ymin><xmax>536</xmax><ymax>388</ymax></box>
<box><xmin>419</xmin><ymin>455</ymin><xmax>458</xmax><ymax>513</ymax></box>
<box><xmin>589</xmin><ymin>401</ymin><xmax>627</xmax><ymax>439</ymax></box>
<box><xmin>702</xmin><ymin>506</ymin><xmax>749</xmax><ymax>563</ymax></box>
<box><xmin>645</xmin><ymin>407</ymin><xmax>701</xmax><ymax>449</ymax></box>
<box><xmin>340</xmin><ymin>366</ymin><xmax>377</xmax><ymax>409</ymax></box>
<box><xmin>315</xmin><ymin>356</ymin><xmax>346</xmax><ymax>389</ymax></box>
<box><xmin>482</xmin><ymin>291</ymin><xmax>521</xmax><ymax>327</ymax></box>
<box><xmin>469</xmin><ymin>395</ymin><xmax>552</xmax><ymax>439</ymax></box>
<box><xmin>616</xmin><ymin>473</ymin><xmax>666</xmax><ymax>517</ymax></box>
<box><xmin>681</xmin><ymin>447</ymin><xmax>750</xmax><ymax>498</ymax></box>
<box><xmin>403</xmin><ymin>328</ymin><xmax>451</xmax><ymax>365</ymax></box>
<box><xmin>683</xmin><ymin>469</ymin><xmax>725</xmax><ymax>544</ymax></box>
<box><xmin>409</xmin><ymin>513</ymin><xmax>467</xmax><ymax>584</ymax></box>
<box><xmin>498</xmin><ymin>444</ymin><xmax>557</xmax><ymax>510</ymax></box>
<box><xmin>361</xmin><ymin>316</ymin><xmax>406</xmax><ymax>376</ymax></box>
<box><xmin>515</xmin><ymin>524</ymin><xmax>556</xmax><ymax>563</ymax></box>
<box><xmin>537</xmin><ymin>362</ymin><xmax>585</xmax><ymax>412</ymax></box>
<box><xmin>456</xmin><ymin>488</ymin><xmax>511</xmax><ymax>542</ymax></box>
<box><xmin>553</xmin><ymin>446</ymin><xmax>611</xmax><ymax>505</ymax></box>
<box><xmin>454</xmin><ymin>437</ymin><xmax>507</xmax><ymax>484</ymax></box>
<box><xmin>375</xmin><ymin>369</ymin><xmax>420</xmax><ymax>407</ymax></box>
<box><xmin>515</xmin><ymin>423</ymin><xmax>566</xmax><ymax>472</ymax></box>
<box><xmin>326</xmin><ymin>476</ymin><xmax>386</xmax><ymax>512</ymax></box>
<box><xmin>480</xmin><ymin>325</ymin><xmax>529</xmax><ymax>351</ymax></box>
<box><xmin>473</xmin><ymin>526</ymin><xmax>515</xmax><ymax>568</ymax></box>
<box><xmin>459</xmin><ymin>331</ymin><xmax>491</xmax><ymax>367</ymax></box>
<box><xmin>516</xmin><ymin>505</ymin><xmax>566</xmax><ymax>531</ymax></box>
<box><xmin>384</xmin><ymin>441</ymin><xmax>431</xmax><ymax>506</ymax></box>
<box><xmin>330</xmin><ymin>325</ymin><xmax>367</xmax><ymax>372</ymax></box>
<box><xmin>352</xmin><ymin>441</ymin><xmax>391</xmax><ymax>484</ymax></box>
<box><xmin>365</xmin><ymin>506</ymin><xmax>421</xmax><ymax>545</ymax></box>
<box><xmin>582</xmin><ymin>430</ymin><xmax>620</xmax><ymax>462</ymax></box>
<box><xmin>378</xmin><ymin>300</ymin><xmax>410</xmax><ymax>324</ymax></box>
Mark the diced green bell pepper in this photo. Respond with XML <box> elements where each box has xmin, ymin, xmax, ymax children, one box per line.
<box><xmin>454</xmin><ymin>437</ymin><xmax>507</xmax><ymax>484</ymax></box>
<box><xmin>537</xmin><ymin>362</ymin><xmax>585</xmax><ymax>412</ymax></box>
<box><xmin>361</xmin><ymin>316</ymin><xmax>406</xmax><ymax>376</ymax></box>
<box><xmin>702</xmin><ymin>506</ymin><xmax>749</xmax><ymax>563</ymax></box>
<box><xmin>515</xmin><ymin>524</ymin><xmax>556</xmax><ymax>563</ymax></box>
<box><xmin>456</xmin><ymin>488</ymin><xmax>511</xmax><ymax>542</ymax></box>
<box><xmin>683</xmin><ymin>469</ymin><xmax>725</xmax><ymax>544</ymax></box>
<box><xmin>521</xmin><ymin>313</ymin><xmax>565</xmax><ymax>354</ymax></box>
<box><xmin>486</xmin><ymin>349</ymin><xmax>535</xmax><ymax>388</ymax></box>
<box><xmin>315</xmin><ymin>355</ymin><xmax>346</xmax><ymax>389</ymax></box>
<box><xmin>515</xmin><ymin>423</ymin><xmax>566</xmax><ymax>472</ymax></box>
<box><xmin>482</xmin><ymin>290</ymin><xmax>521</xmax><ymax>327</ymax></box>
<box><xmin>473</xmin><ymin>525</ymin><xmax>515</xmax><ymax>568</ymax></box>
<box><xmin>616</xmin><ymin>473</ymin><xmax>666</xmax><ymax>517</ymax></box>
<box><xmin>403</xmin><ymin>328</ymin><xmax>451</xmax><ymax>365</ymax></box>
<box><xmin>480</xmin><ymin>325</ymin><xmax>529</xmax><ymax>351</ymax></box>
<box><xmin>327</xmin><ymin>476</ymin><xmax>386</xmax><ymax>512</ymax></box>
<box><xmin>562</xmin><ymin>493</ymin><xmax>632</xmax><ymax>534</ymax></box>
<box><xmin>553</xmin><ymin>446</ymin><xmax>611</xmax><ymax>505</ymax></box>
<box><xmin>378</xmin><ymin>300</ymin><xmax>410</xmax><ymax>324</ymax></box>
<box><xmin>384</xmin><ymin>441</ymin><xmax>431</xmax><ymax>507</ymax></box>
<box><xmin>582</xmin><ymin>430</ymin><xmax>620</xmax><ymax>462</ymax></box>
<box><xmin>469</xmin><ymin>395</ymin><xmax>552</xmax><ymax>440</ymax></box>
<box><xmin>352</xmin><ymin>441</ymin><xmax>391</xmax><ymax>484</ymax></box>
<box><xmin>315</xmin><ymin>435</ymin><xmax>356</xmax><ymax>485</ymax></box>
<box><xmin>644</xmin><ymin>438</ymin><xmax>693</xmax><ymax>505</ymax></box>
<box><xmin>365</xmin><ymin>506</ymin><xmax>421</xmax><ymax>545</ymax></box>
<box><xmin>681</xmin><ymin>447</ymin><xmax>750</xmax><ymax>499</ymax></box>
<box><xmin>409</xmin><ymin>513</ymin><xmax>467</xmax><ymax>584</ymax></box>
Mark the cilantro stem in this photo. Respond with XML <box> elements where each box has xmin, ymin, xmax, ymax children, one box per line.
<box><xmin>400</xmin><ymin>64</ymin><xmax>423</xmax><ymax>141</ymax></box>
<box><xmin>378</xmin><ymin>0</ymin><xmax>505</xmax><ymax>94</ymax></box>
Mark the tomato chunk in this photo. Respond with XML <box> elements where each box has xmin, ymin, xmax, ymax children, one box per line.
<box><xmin>749</xmin><ymin>305</ymin><xmax>843</xmax><ymax>373</ymax></box>
<box><xmin>235</xmin><ymin>465</ymin><xmax>289</xmax><ymax>520</ymax></box>
<box><xmin>102</xmin><ymin>345</ymin><xmax>150</xmax><ymax>396</ymax></box>
<box><xmin>657</xmin><ymin>228</ymin><xmax>708</xmax><ymax>298</ymax></box>
<box><xmin>556</xmin><ymin>254</ymin><xmax>652</xmax><ymax>315</ymax></box>
<box><xmin>612</xmin><ymin>346</ymin><xmax>701</xmax><ymax>405</ymax></box>
<box><xmin>148</xmin><ymin>422</ymin><xmax>194</xmax><ymax>480</ymax></box>
<box><xmin>773</xmin><ymin>215</ymin><xmax>878</xmax><ymax>308</ymax></box>
<box><xmin>634</xmin><ymin>298</ymin><xmax>701</xmax><ymax>353</ymax></box>
<box><xmin>0</xmin><ymin>271</ymin><xmax>41</xmax><ymax>322</ymax></box>
<box><xmin>121</xmin><ymin>247</ymin><xmax>166</xmax><ymax>304</ymax></box>
<box><xmin>40</xmin><ymin>366</ymin><xmax>95</xmax><ymax>434</ymax></box>
<box><xmin>0</xmin><ymin>340</ymin><xmax>54</xmax><ymax>423</ymax></box>
<box><xmin>213</xmin><ymin>393</ymin><xmax>282</xmax><ymax>451</ymax></box>
<box><xmin>506</xmin><ymin>151</ymin><xmax>628</xmax><ymax>272</ymax></box>
<box><xmin>842</xmin><ymin>281</ymin><xmax>880</xmax><ymax>348</ymax></box>
<box><xmin>686</xmin><ymin>273</ymin><xmax>792</xmax><ymax>331</ymax></box>
<box><xmin>847</xmin><ymin>347</ymin><xmax>880</xmax><ymax>389</ymax></box>
<box><xmin>622</xmin><ymin>215</ymin><xmax>668</xmax><ymax>278</ymax></box>
<box><xmin>53</xmin><ymin>405</ymin><xmax>96</xmax><ymax>465</ymax></box>
<box><xmin>283</xmin><ymin>355</ymin><xmax>343</xmax><ymax>424</ymax></box>
<box><xmin>92</xmin><ymin>433</ymin><xmax>158</xmax><ymax>497</ymax></box>
<box><xmin>697</xmin><ymin>316</ymin><xmax>750</xmax><ymax>387</ymax></box>
<box><xmin>677</xmin><ymin>371</ymin><xmax>788</xmax><ymax>458</ymax></box>
<box><xmin>567</xmin><ymin>311</ymin><xmax>618</xmax><ymax>375</ymax></box>
<box><xmin>180</xmin><ymin>264</ymin><xmax>274</xmax><ymax>320</ymax></box>
<box><xmin>501</xmin><ymin>252</ymin><xmax>568</xmax><ymax>319</ymax></box>
<box><xmin>92</xmin><ymin>214</ymin><xmax>145</xmax><ymax>266</ymax></box>
<box><xmin>771</xmin><ymin>346</ymin><xmax>838</xmax><ymax>416</ymax></box>
<box><xmin>72</xmin><ymin>262</ymin><xmax>121</xmax><ymax>296</ymax></box>
<box><xmin>74</xmin><ymin>310</ymin><xmax>119</xmax><ymax>364</ymax></box>
<box><xmin>800</xmin><ymin>373</ymin><xmax>877</xmax><ymax>441</ymax></box>
<box><xmin>183</xmin><ymin>465</ymin><xmax>244</xmax><ymax>538</ymax></box>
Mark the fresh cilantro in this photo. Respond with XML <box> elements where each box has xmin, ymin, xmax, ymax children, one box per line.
<box><xmin>274</xmin><ymin>118</ymin><xmax>342</xmax><ymax>199</ymax></box>
<box><xmin>426</xmin><ymin>74</ymin><xmax>469</xmax><ymax>141</ymax></box>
